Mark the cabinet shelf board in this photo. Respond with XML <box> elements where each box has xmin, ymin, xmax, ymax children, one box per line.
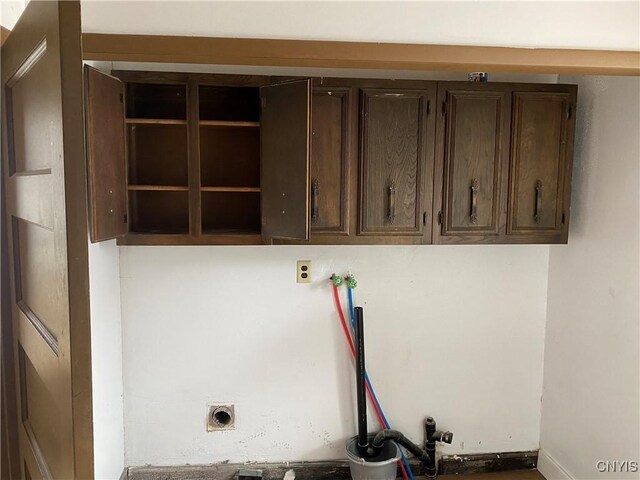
<box><xmin>201</xmin><ymin>186</ymin><xmax>261</xmax><ymax>193</ymax></box>
<box><xmin>117</xmin><ymin>232</ymin><xmax>264</xmax><ymax>246</ymax></box>
<box><xmin>125</xmin><ymin>118</ymin><xmax>187</xmax><ymax>125</ymax></box>
<box><xmin>200</xmin><ymin>120</ymin><xmax>260</xmax><ymax>127</ymax></box>
<box><xmin>128</xmin><ymin>185</ymin><xmax>189</xmax><ymax>191</ymax></box>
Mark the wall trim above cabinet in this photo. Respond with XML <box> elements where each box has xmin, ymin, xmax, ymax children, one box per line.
<box><xmin>82</xmin><ymin>33</ymin><xmax>640</xmax><ymax>76</ymax></box>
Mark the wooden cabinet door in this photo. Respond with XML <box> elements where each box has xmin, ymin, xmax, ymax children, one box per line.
<box><xmin>84</xmin><ymin>65</ymin><xmax>128</xmax><ymax>242</ymax></box>
<box><xmin>1</xmin><ymin>1</ymin><xmax>94</xmax><ymax>478</ymax></box>
<box><xmin>310</xmin><ymin>87</ymin><xmax>350</xmax><ymax>235</ymax></box>
<box><xmin>508</xmin><ymin>91</ymin><xmax>574</xmax><ymax>239</ymax></box>
<box><xmin>260</xmin><ymin>79</ymin><xmax>311</xmax><ymax>241</ymax></box>
<box><xmin>434</xmin><ymin>87</ymin><xmax>510</xmax><ymax>243</ymax></box>
<box><xmin>359</xmin><ymin>89</ymin><xmax>433</xmax><ymax>238</ymax></box>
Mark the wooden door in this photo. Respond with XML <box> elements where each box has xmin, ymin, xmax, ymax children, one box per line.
<box><xmin>85</xmin><ymin>65</ymin><xmax>128</xmax><ymax>242</ymax></box>
<box><xmin>433</xmin><ymin>86</ymin><xmax>510</xmax><ymax>243</ymax></box>
<box><xmin>310</xmin><ymin>87</ymin><xmax>350</xmax><ymax>235</ymax></box>
<box><xmin>260</xmin><ymin>79</ymin><xmax>311</xmax><ymax>241</ymax></box>
<box><xmin>359</xmin><ymin>89</ymin><xmax>433</xmax><ymax>239</ymax></box>
<box><xmin>508</xmin><ymin>90</ymin><xmax>575</xmax><ymax>241</ymax></box>
<box><xmin>1</xmin><ymin>1</ymin><xmax>93</xmax><ymax>478</ymax></box>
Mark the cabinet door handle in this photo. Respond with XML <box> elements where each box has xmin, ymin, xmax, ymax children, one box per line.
<box><xmin>387</xmin><ymin>180</ymin><xmax>396</xmax><ymax>224</ymax></box>
<box><xmin>470</xmin><ymin>178</ymin><xmax>479</xmax><ymax>224</ymax></box>
<box><xmin>311</xmin><ymin>179</ymin><xmax>320</xmax><ymax>224</ymax></box>
<box><xmin>534</xmin><ymin>180</ymin><xmax>543</xmax><ymax>224</ymax></box>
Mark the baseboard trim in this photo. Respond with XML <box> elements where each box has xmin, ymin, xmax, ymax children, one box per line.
<box><xmin>128</xmin><ymin>450</ymin><xmax>539</xmax><ymax>480</ymax></box>
<box><xmin>537</xmin><ymin>449</ymin><xmax>573</xmax><ymax>480</ymax></box>
<box><xmin>439</xmin><ymin>450</ymin><xmax>538</xmax><ymax>475</ymax></box>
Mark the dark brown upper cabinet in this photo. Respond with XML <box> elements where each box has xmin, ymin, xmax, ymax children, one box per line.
<box><xmin>508</xmin><ymin>88</ymin><xmax>576</xmax><ymax>242</ymax></box>
<box><xmin>359</xmin><ymin>87</ymin><xmax>435</xmax><ymax>242</ymax></box>
<box><xmin>433</xmin><ymin>83</ymin><xmax>576</xmax><ymax>244</ymax></box>
<box><xmin>310</xmin><ymin>87</ymin><xmax>350</xmax><ymax>236</ymax></box>
<box><xmin>85</xmin><ymin>69</ymin><xmax>312</xmax><ymax>245</ymax></box>
<box><xmin>433</xmin><ymin>84</ymin><xmax>510</xmax><ymax>244</ymax></box>
<box><xmin>85</xmin><ymin>70</ymin><xmax>576</xmax><ymax>246</ymax></box>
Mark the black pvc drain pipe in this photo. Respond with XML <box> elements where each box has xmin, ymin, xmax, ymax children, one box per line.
<box><xmin>354</xmin><ymin>306</ymin><xmax>369</xmax><ymax>456</ymax></box>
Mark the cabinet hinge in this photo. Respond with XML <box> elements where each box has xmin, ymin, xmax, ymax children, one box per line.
<box><xmin>437</xmin><ymin>211</ymin><xmax>442</xmax><ymax>225</ymax></box>
<box><xmin>562</xmin><ymin>212</ymin><xmax>566</xmax><ymax>224</ymax></box>
<box><xmin>442</xmin><ymin>101</ymin><xmax>448</xmax><ymax>116</ymax></box>
<box><xmin>123</xmin><ymin>213</ymin><xmax>128</xmax><ymax>223</ymax></box>
<box><xmin>426</xmin><ymin>99</ymin><xmax>431</xmax><ymax>115</ymax></box>
<box><xmin>261</xmin><ymin>97</ymin><xmax>266</xmax><ymax>109</ymax></box>
<box><xmin>422</xmin><ymin>211</ymin><xmax>427</xmax><ymax>226</ymax></box>
<box><xmin>567</xmin><ymin>105</ymin><xmax>572</xmax><ymax>119</ymax></box>
<box><xmin>119</xmin><ymin>93</ymin><xmax>124</xmax><ymax>103</ymax></box>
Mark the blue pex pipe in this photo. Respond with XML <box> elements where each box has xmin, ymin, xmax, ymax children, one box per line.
<box><xmin>346</xmin><ymin>286</ymin><xmax>415</xmax><ymax>480</ymax></box>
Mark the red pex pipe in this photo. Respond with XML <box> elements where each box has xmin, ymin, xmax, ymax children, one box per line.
<box><xmin>331</xmin><ymin>284</ymin><xmax>409</xmax><ymax>480</ymax></box>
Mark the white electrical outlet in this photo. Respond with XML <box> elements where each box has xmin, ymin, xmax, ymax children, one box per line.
<box><xmin>296</xmin><ymin>260</ymin><xmax>312</xmax><ymax>284</ymax></box>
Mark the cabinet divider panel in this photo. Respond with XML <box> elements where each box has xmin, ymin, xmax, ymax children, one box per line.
<box><xmin>188</xmin><ymin>79</ymin><xmax>202</xmax><ymax>235</ymax></box>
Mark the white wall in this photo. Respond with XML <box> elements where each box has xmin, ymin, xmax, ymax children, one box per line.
<box><xmin>88</xmin><ymin>240</ymin><xmax>125</xmax><ymax>479</ymax></box>
<box><xmin>120</xmin><ymin>246</ymin><xmax>550</xmax><ymax>466</ymax></box>
<box><xmin>0</xmin><ymin>0</ymin><xmax>27</xmax><ymax>30</ymax></box>
<box><xmin>538</xmin><ymin>76</ymin><xmax>640</xmax><ymax>480</ymax></box>
<box><xmin>80</xmin><ymin>1</ymin><xmax>640</xmax><ymax>51</ymax></box>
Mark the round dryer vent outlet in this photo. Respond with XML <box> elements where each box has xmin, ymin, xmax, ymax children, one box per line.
<box><xmin>207</xmin><ymin>404</ymin><xmax>235</xmax><ymax>431</ymax></box>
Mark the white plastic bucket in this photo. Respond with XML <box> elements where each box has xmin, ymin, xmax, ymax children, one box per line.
<box><xmin>346</xmin><ymin>435</ymin><xmax>401</xmax><ymax>480</ymax></box>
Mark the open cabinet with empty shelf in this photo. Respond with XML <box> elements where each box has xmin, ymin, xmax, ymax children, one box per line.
<box><xmin>198</xmin><ymin>85</ymin><xmax>263</xmax><ymax>235</ymax></box>
<box><xmin>125</xmin><ymin>81</ymin><xmax>189</xmax><ymax>235</ymax></box>
<box><xmin>126</xmin><ymin>123</ymin><xmax>188</xmax><ymax>188</ymax></box>
<box><xmin>85</xmin><ymin>68</ymin><xmax>312</xmax><ymax>245</ymax></box>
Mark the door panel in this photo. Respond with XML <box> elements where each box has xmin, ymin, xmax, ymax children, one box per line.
<box><xmin>1</xmin><ymin>2</ymin><xmax>93</xmax><ymax>479</ymax></box>
<box><xmin>5</xmin><ymin>41</ymin><xmax>52</xmax><ymax>175</ymax></box>
<box><xmin>19</xmin><ymin>345</ymin><xmax>61</xmax><ymax>478</ymax></box>
<box><xmin>85</xmin><ymin>65</ymin><xmax>128</xmax><ymax>242</ymax></box>
<box><xmin>438</xmin><ymin>89</ymin><xmax>509</xmax><ymax>238</ymax></box>
<box><xmin>12</xmin><ymin>218</ymin><xmax>60</xmax><ymax>349</ymax></box>
<box><xmin>310</xmin><ymin>87</ymin><xmax>349</xmax><ymax>234</ymax></box>
<box><xmin>260</xmin><ymin>79</ymin><xmax>311</xmax><ymax>241</ymax></box>
<box><xmin>509</xmin><ymin>92</ymin><xmax>570</xmax><ymax>234</ymax></box>
<box><xmin>359</xmin><ymin>89</ymin><xmax>429</xmax><ymax>235</ymax></box>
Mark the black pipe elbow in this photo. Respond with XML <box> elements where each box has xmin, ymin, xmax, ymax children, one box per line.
<box><xmin>372</xmin><ymin>429</ymin><xmax>434</xmax><ymax>469</ymax></box>
<box><xmin>431</xmin><ymin>430</ymin><xmax>453</xmax><ymax>444</ymax></box>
